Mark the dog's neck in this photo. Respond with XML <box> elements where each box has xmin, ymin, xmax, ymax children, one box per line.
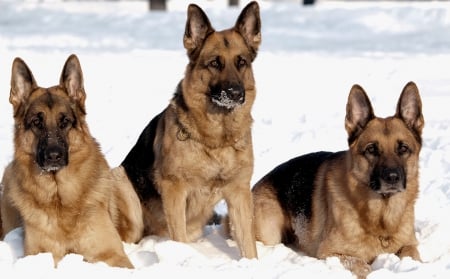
<box><xmin>171</xmin><ymin>87</ymin><xmax>252</xmax><ymax>149</ymax></box>
<box><xmin>174</xmin><ymin>109</ymin><xmax>251</xmax><ymax>150</ymax></box>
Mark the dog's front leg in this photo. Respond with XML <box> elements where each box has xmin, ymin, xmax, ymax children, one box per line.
<box><xmin>79</xmin><ymin>213</ymin><xmax>134</xmax><ymax>269</ymax></box>
<box><xmin>24</xmin><ymin>225</ymin><xmax>66</xmax><ymax>267</ymax></box>
<box><xmin>317</xmin><ymin>240</ymin><xmax>371</xmax><ymax>278</ymax></box>
<box><xmin>223</xmin><ymin>185</ymin><xmax>257</xmax><ymax>259</ymax></box>
<box><xmin>336</xmin><ymin>254</ymin><xmax>372</xmax><ymax>279</ymax></box>
<box><xmin>397</xmin><ymin>244</ymin><xmax>421</xmax><ymax>261</ymax></box>
<box><xmin>160</xmin><ymin>180</ymin><xmax>188</xmax><ymax>242</ymax></box>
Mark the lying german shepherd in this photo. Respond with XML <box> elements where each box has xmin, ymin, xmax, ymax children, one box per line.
<box><xmin>0</xmin><ymin>55</ymin><xmax>143</xmax><ymax>268</ymax></box>
<box><xmin>252</xmin><ymin>82</ymin><xmax>423</xmax><ymax>278</ymax></box>
<box><xmin>120</xmin><ymin>1</ymin><xmax>261</xmax><ymax>258</ymax></box>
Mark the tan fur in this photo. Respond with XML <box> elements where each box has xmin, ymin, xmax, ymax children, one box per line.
<box><xmin>154</xmin><ymin>3</ymin><xmax>259</xmax><ymax>258</ymax></box>
<box><xmin>0</xmin><ymin>201</ymin><xmax>2</xmax><ymax>237</ymax></box>
<box><xmin>253</xmin><ymin>181</ymin><xmax>291</xmax><ymax>246</ymax></box>
<box><xmin>253</xmin><ymin>82</ymin><xmax>423</xmax><ymax>278</ymax></box>
<box><xmin>120</xmin><ymin>2</ymin><xmax>261</xmax><ymax>259</ymax></box>
<box><xmin>110</xmin><ymin>166</ymin><xmax>144</xmax><ymax>243</ymax></box>
<box><xmin>0</xmin><ymin>55</ymin><xmax>143</xmax><ymax>268</ymax></box>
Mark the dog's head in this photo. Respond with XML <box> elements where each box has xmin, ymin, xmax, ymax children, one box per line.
<box><xmin>345</xmin><ymin>82</ymin><xmax>424</xmax><ymax>197</ymax></box>
<box><xmin>181</xmin><ymin>1</ymin><xmax>261</xmax><ymax>111</ymax></box>
<box><xmin>10</xmin><ymin>54</ymin><xmax>87</xmax><ymax>173</ymax></box>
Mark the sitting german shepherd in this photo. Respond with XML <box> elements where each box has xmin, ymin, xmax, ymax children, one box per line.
<box><xmin>252</xmin><ymin>82</ymin><xmax>423</xmax><ymax>278</ymax></box>
<box><xmin>0</xmin><ymin>55</ymin><xmax>143</xmax><ymax>268</ymax></box>
<box><xmin>119</xmin><ymin>1</ymin><xmax>261</xmax><ymax>259</ymax></box>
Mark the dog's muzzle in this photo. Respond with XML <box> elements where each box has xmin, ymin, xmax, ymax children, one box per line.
<box><xmin>370</xmin><ymin>167</ymin><xmax>406</xmax><ymax>197</ymax></box>
<box><xmin>37</xmin><ymin>137</ymin><xmax>69</xmax><ymax>172</ymax></box>
<box><xmin>210</xmin><ymin>84</ymin><xmax>245</xmax><ymax>109</ymax></box>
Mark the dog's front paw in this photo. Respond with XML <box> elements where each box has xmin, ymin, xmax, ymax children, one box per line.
<box><xmin>338</xmin><ymin>255</ymin><xmax>372</xmax><ymax>279</ymax></box>
<box><xmin>397</xmin><ymin>245</ymin><xmax>421</xmax><ymax>262</ymax></box>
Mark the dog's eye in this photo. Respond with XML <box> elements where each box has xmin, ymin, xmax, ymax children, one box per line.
<box><xmin>397</xmin><ymin>142</ymin><xmax>410</xmax><ymax>155</ymax></box>
<box><xmin>208</xmin><ymin>58</ymin><xmax>221</xmax><ymax>69</ymax></box>
<box><xmin>31</xmin><ymin>114</ymin><xmax>44</xmax><ymax>130</ymax></box>
<box><xmin>32</xmin><ymin>118</ymin><xmax>43</xmax><ymax>129</ymax></box>
<box><xmin>365</xmin><ymin>143</ymin><xmax>379</xmax><ymax>156</ymax></box>
<box><xmin>237</xmin><ymin>57</ymin><xmax>247</xmax><ymax>69</ymax></box>
<box><xmin>59</xmin><ymin>116</ymin><xmax>72</xmax><ymax>130</ymax></box>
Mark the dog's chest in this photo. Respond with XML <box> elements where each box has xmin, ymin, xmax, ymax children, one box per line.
<box><xmin>196</xmin><ymin>146</ymin><xmax>244</xmax><ymax>182</ymax></box>
<box><xmin>195</xmin><ymin>147</ymin><xmax>247</xmax><ymax>185</ymax></box>
<box><xmin>157</xmin><ymin>118</ymin><xmax>253</xmax><ymax>187</ymax></box>
<box><xmin>25</xmin><ymin>174</ymin><xmax>92</xmax><ymax>219</ymax></box>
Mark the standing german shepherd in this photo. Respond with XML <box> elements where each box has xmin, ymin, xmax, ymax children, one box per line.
<box><xmin>120</xmin><ymin>1</ymin><xmax>261</xmax><ymax>259</ymax></box>
<box><xmin>0</xmin><ymin>55</ymin><xmax>143</xmax><ymax>268</ymax></box>
<box><xmin>252</xmin><ymin>82</ymin><xmax>423</xmax><ymax>278</ymax></box>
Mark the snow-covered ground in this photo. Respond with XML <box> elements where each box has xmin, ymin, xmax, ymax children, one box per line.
<box><xmin>0</xmin><ymin>0</ymin><xmax>449</xmax><ymax>278</ymax></box>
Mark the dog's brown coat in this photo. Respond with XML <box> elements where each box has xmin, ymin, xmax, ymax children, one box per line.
<box><xmin>0</xmin><ymin>55</ymin><xmax>143</xmax><ymax>268</ymax></box>
<box><xmin>252</xmin><ymin>82</ymin><xmax>423</xmax><ymax>278</ymax></box>
<box><xmin>120</xmin><ymin>1</ymin><xmax>261</xmax><ymax>259</ymax></box>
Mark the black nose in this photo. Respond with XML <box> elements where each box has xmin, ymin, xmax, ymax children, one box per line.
<box><xmin>210</xmin><ymin>83</ymin><xmax>245</xmax><ymax>109</ymax></box>
<box><xmin>45</xmin><ymin>146</ymin><xmax>63</xmax><ymax>164</ymax></box>
<box><xmin>226</xmin><ymin>86</ymin><xmax>244</xmax><ymax>102</ymax></box>
<box><xmin>381</xmin><ymin>168</ymin><xmax>401</xmax><ymax>184</ymax></box>
<box><xmin>37</xmin><ymin>144</ymin><xmax>68</xmax><ymax>172</ymax></box>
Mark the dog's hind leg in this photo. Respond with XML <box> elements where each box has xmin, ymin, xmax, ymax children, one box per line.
<box><xmin>252</xmin><ymin>182</ymin><xmax>287</xmax><ymax>246</ymax></box>
<box><xmin>0</xmin><ymin>165</ymin><xmax>23</xmax><ymax>238</ymax></box>
<box><xmin>110</xmin><ymin>166</ymin><xmax>144</xmax><ymax>243</ymax></box>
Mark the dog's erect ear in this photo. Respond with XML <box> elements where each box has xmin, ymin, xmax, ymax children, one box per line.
<box><xmin>395</xmin><ymin>81</ymin><xmax>424</xmax><ymax>137</ymax></box>
<box><xmin>183</xmin><ymin>4</ymin><xmax>214</xmax><ymax>58</ymax></box>
<box><xmin>345</xmin><ymin>84</ymin><xmax>375</xmax><ymax>144</ymax></box>
<box><xmin>60</xmin><ymin>54</ymin><xmax>86</xmax><ymax>108</ymax></box>
<box><xmin>10</xmin><ymin>57</ymin><xmax>38</xmax><ymax>112</ymax></box>
<box><xmin>234</xmin><ymin>1</ymin><xmax>261</xmax><ymax>58</ymax></box>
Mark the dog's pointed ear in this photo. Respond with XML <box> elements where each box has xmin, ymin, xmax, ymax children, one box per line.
<box><xmin>395</xmin><ymin>81</ymin><xmax>424</xmax><ymax>137</ymax></box>
<box><xmin>234</xmin><ymin>1</ymin><xmax>261</xmax><ymax>58</ymax></box>
<box><xmin>10</xmin><ymin>57</ymin><xmax>38</xmax><ymax>113</ymax></box>
<box><xmin>345</xmin><ymin>84</ymin><xmax>375</xmax><ymax>144</ymax></box>
<box><xmin>183</xmin><ymin>4</ymin><xmax>214</xmax><ymax>58</ymax></box>
<box><xmin>60</xmin><ymin>54</ymin><xmax>86</xmax><ymax>108</ymax></box>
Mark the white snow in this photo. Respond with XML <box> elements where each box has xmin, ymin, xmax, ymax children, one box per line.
<box><xmin>0</xmin><ymin>0</ymin><xmax>449</xmax><ymax>278</ymax></box>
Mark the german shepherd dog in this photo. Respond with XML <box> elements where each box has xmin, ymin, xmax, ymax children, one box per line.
<box><xmin>120</xmin><ymin>1</ymin><xmax>261</xmax><ymax>258</ymax></box>
<box><xmin>252</xmin><ymin>82</ymin><xmax>423</xmax><ymax>278</ymax></box>
<box><xmin>0</xmin><ymin>55</ymin><xmax>143</xmax><ymax>268</ymax></box>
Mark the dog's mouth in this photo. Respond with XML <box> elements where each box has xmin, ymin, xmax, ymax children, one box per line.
<box><xmin>39</xmin><ymin>164</ymin><xmax>66</xmax><ymax>173</ymax></box>
<box><xmin>375</xmin><ymin>185</ymin><xmax>405</xmax><ymax>199</ymax></box>
<box><xmin>210</xmin><ymin>85</ymin><xmax>245</xmax><ymax>110</ymax></box>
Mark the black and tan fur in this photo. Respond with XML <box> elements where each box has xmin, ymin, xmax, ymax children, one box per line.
<box><xmin>252</xmin><ymin>82</ymin><xmax>423</xmax><ymax>278</ymax></box>
<box><xmin>0</xmin><ymin>55</ymin><xmax>143</xmax><ymax>268</ymax></box>
<box><xmin>119</xmin><ymin>1</ymin><xmax>261</xmax><ymax>259</ymax></box>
